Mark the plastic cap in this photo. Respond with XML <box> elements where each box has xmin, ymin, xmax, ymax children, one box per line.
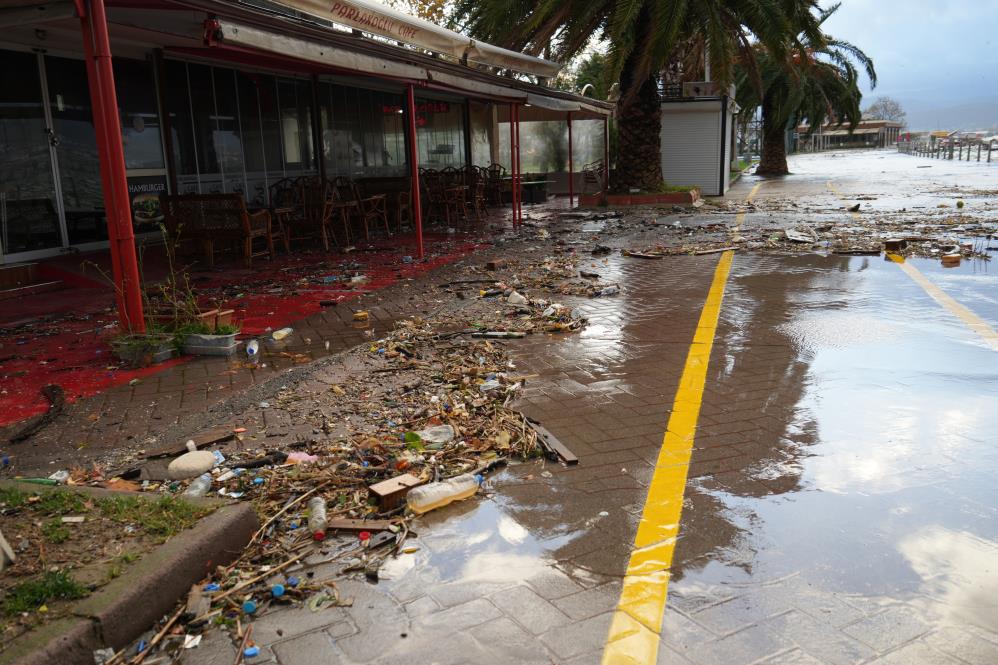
<box><xmin>313</xmin><ymin>531</ymin><xmax>326</xmax><ymax>541</ymax></box>
<box><xmin>358</xmin><ymin>531</ymin><xmax>371</xmax><ymax>541</ymax></box>
<box><xmin>271</xmin><ymin>584</ymin><xmax>285</xmax><ymax>598</ymax></box>
<box><xmin>242</xmin><ymin>600</ymin><xmax>257</xmax><ymax>614</ymax></box>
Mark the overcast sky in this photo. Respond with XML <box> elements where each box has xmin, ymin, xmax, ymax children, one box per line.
<box><xmin>821</xmin><ymin>0</ymin><xmax>998</xmax><ymax>130</ymax></box>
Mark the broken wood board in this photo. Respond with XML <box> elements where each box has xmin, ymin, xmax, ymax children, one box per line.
<box><xmin>368</xmin><ymin>473</ymin><xmax>422</xmax><ymax>510</ymax></box>
<box><xmin>327</xmin><ymin>518</ymin><xmax>395</xmax><ymax>532</ymax></box>
<box><xmin>525</xmin><ymin>417</ymin><xmax>579</xmax><ymax>465</ymax></box>
<box><xmin>145</xmin><ymin>427</ymin><xmax>236</xmax><ymax>460</ymax></box>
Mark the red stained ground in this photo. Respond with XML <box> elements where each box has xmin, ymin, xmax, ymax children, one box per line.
<box><xmin>0</xmin><ymin>232</ymin><xmax>485</xmax><ymax>427</ymax></box>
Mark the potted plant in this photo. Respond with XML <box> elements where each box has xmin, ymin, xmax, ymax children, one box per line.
<box><xmin>179</xmin><ymin>322</ymin><xmax>240</xmax><ymax>357</ymax></box>
<box><xmin>111</xmin><ymin>332</ymin><xmax>176</xmax><ymax>368</ymax></box>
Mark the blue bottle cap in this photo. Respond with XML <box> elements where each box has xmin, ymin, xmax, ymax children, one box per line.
<box><xmin>271</xmin><ymin>584</ymin><xmax>285</xmax><ymax>598</ymax></box>
<box><xmin>286</xmin><ymin>576</ymin><xmax>299</xmax><ymax>588</ymax></box>
<box><xmin>244</xmin><ymin>646</ymin><xmax>260</xmax><ymax>658</ymax></box>
<box><xmin>242</xmin><ymin>600</ymin><xmax>257</xmax><ymax>614</ymax></box>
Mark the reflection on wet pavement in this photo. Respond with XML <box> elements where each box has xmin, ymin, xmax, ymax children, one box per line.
<box><xmin>665</xmin><ymin>253</ymin><xmax>998</xmax><ymax>663</ymax></box>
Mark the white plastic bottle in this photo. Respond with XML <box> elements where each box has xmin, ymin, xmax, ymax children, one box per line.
<box><xmin>272</xmin><ymin>328</ymin><xmax>293</xmax><ymax>341</ymax></box>
<box><xmin>307</xmin><ymin>496</ymin><xmax>328</xmax><ymax>541</ymax></box>
<box><xmin>246</xmin><ymin>339</ymin><xmax>259</xmax><ymax>358</ymax></box>
<box><xmin>184</xmin><ymin>473</ymin><xmax>212</xmax><ymax>497</ymax></box>
<box><xmin>406</xmin><ymin>474</ymin><xmax>481</xmax><ymax>514</ymax></box>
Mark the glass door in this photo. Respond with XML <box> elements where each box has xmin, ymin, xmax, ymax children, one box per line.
<box><xmin>0</xmin><ymin>50</ymin><xmax>65</xmax><ymax>259</ymax></box>
<box><xmin>44</xmin><ymin>54</ymin><xmax>107</xmax><ymax>246</ymax></box>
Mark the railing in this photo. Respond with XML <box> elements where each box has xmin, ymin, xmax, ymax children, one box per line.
<box><xmin>898</xmin><ymin>139</ymin><xmax>994</xmax><ymax>163</ymax></box>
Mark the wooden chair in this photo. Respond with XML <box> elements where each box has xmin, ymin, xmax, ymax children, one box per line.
<box><xmin>465</xmin><ymin>166</ymin><xmax>487</xmax><ymax>221</ymax></box>
<box><xmin>441</xmin><ymin>167</ymin><xmax>469</xmax><ymax>223</ymax></box>
<box><xmin>420</xmin><ymin>169</ymin><xmax>448</xmax><ymax>224</ymax></box>
<box><xmin>299</xmin><ymin>179</ymin><xmax>338</xmax><ymax>251</ymax></box>
<box><xmin>334</xmin><ymin>176</ymin><xmax>391</xmax><ymax>240</ymax></box>
<box><xmin>582</xmin><ymin>160</ymin><xmax>607</xmax><ymax>195</ymax></box>
<box><xmin>269</xmin><ymin>177</ymin><xmax>302</xmax><ymax>251</ymax></box>
<box><xmin>485</xmin><ymin>163</ymin><xmax>507</xmax><ymax>205</ymax></box>
<box><xmin>160</xmin><ymin>193</ymin><xmax>276</xmax><ymax>268</ymax></box>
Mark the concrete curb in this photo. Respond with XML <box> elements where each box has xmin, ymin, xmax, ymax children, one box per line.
<box><xmin>1</xmin><ymin>484</ymin><xmax>259</xmax><ymax>665</ymax></box>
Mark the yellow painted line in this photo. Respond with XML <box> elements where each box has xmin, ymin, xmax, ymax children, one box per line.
<box><xmin>731</xmin><ymin>182</ymin><xmax>763</xmax><ymax>241</ymax></box>
<box><xmin>827</xmin><ymin>180</ymin><xmax>998</xmax><ymax>351</ymax></box>
<box><xmin>886</xmin><ymin>254</ymin><xmax>998</xmax><ymax>351</ymax></box>
<box><xmin>601</xmin><ymin>251</ymin><xmax>735</xmax><ymax>665</ymax></box>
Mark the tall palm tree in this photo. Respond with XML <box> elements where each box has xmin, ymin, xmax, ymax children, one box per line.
<box><xmin>450</xmin><ymin>0</ymin><xmax>822</xmax><ymax>192</ymax></box>
<box><xmin>738</xmin><ymin>3</ymin><xmax>876</xmax><ymax>175</ymax></box>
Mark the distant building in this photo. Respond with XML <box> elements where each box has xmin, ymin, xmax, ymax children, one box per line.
<box><xmin>794</xmin><ymin>118</ymin><xmax>904</xmax><ymax>152</ymax></box>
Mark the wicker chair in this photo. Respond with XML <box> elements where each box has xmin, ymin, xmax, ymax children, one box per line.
<box><xmin>334</xmin><ymin>176</ymin><xmax>391</xmax><ymax>240</ymax></box>
<box><xmin>160</xmin><ymin>193</ymin><xmax>276</xmax><ymax>267</ymax></box>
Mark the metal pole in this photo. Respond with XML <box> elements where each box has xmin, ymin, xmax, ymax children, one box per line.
<box><xmin>405</xmin><ymin>84</ymin><xmax>424</xmax><ymax>259</ymax></box>
<box><xmin>603</xmin><ymin>115</ymin><xmax>610</xmax><ymax>194</ymax></box>
<box><xmin>567</xmin><ymin>111</ymin><xmax>574</xmax><ymax>207</ymax></box>
<box><xmin>80</xmin><ymin>0</ymin><xmax>144</xmax><ymax>333</ymax></box>
<box><xmin>508</xmin><ymin>104</ymin><xmax>517</xmax><ymax>228</ymax></box>
<box><xmin>515</xmin><ymin>104</ymin><xmax>522</xmax><ymax>226</ymax></box>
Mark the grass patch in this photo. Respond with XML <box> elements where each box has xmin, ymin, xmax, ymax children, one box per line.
<box><xmin>35</xmin><ymin>491</ymin><xmax>87</xmax><ymax>516</ymax></box>
<box><xmin>41</xmin><ymin>519</ymin><xmax>71</xmax><ymax>544</ymax></box>
<box><xmin>0</xmin><ymin>487</ymin><xmax>27</xmax><ymax>509</ymax></box>
<box><xmin>95</xmin><ymin>495</ymin><xmax>210</xmax><ymax>540</ymax></box>
<box><xmin>2</xmin><ymin>572</ymin><xmax>88</xmax><ymax>616</ymax></box>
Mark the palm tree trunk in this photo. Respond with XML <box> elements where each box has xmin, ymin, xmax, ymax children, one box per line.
<box><xmin>611</xmin><ymin>57</ymin><xmax>663</xmax><ymax>192</ymax></box>
<box><xmin>756</xmin><ymin>104</ymin><xmax>789</xmax><ymax>175</ymax></box>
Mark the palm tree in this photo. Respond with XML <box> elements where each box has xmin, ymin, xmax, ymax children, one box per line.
<box><xmin>738</xmin><ymin>3</ymin><xmax>876</xmax><ymax>175</ymax></box>
<box><xmin>450</xmin><ymin>1</ymin><xmax>822</xmax><ymax>192</ymax></box>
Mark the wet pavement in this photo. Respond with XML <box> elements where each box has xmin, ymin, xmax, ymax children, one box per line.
<box><xmin>18</xmin><ymin>148</ymin><xmax>998</xmax><ymax>664</ymax></box>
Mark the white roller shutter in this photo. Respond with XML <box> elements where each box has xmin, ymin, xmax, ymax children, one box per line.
<box><xmin>660</xmin><ymin>101</ymin><xmax>722</xmax><ymax>196</ymax></box>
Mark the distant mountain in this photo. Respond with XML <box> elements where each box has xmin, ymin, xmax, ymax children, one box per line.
<box><xmin>906</xmin><ymin>99</ymin><xmax>998</xmax><ymax>132</ymax></box>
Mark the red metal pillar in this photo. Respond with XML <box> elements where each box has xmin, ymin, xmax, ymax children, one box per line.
<box><xmin>406</xmin><ymin>83</ymin><xmax>424</xmax><ymax>259</ymax></box>
<box><xmin>509</xmin><ymin>104</ymin><xmax>517</xmax><ymax>229</ymax></box>
<box><xmin>79</xmin><ymin>0</ymin><xmax>145</xmax><ymax>332</ymax></box>
<box><xmin>567</xmin><ymin>111</ymin><xmax>574</xmax><ymax>207</ymax></box>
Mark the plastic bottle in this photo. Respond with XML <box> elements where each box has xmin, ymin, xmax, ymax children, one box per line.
<box><xmin>183</xmin><ymin>473</ymin><xmax>212</xmax><ymax>497</ymax></box>
<box><xmin>307</xmin><ymin>496</ymin><xmax>328</xmax><ymax>541</ymax></box>
<box><xmin>272</xmin><ymin>327</ymin><xmax>293</xmax><ymax>341</ymax></box>
<box><xmin>246</xmin><ymin>339</ymin><xmax>259</xmax><ymax>358</ymax></box>
<box><xmin>406</xmin><ymin>474</ymin><xmax>481</xmax><ymax>514</ymax></box>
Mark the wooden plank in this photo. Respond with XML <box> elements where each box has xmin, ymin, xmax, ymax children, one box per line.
<box><xmin>525</xmin><ymin>417</ymin><xmax>579</xmax><ymax>465</ymax></box>
<box><xmin>145</xmin><ymin>427</ymin><xmax>236</xmax><ymax>459</ymax></box>
<box><xmin>327</xmin><ymin>518</ymin><xmax>394</xmax><ymax>532</ymax></box>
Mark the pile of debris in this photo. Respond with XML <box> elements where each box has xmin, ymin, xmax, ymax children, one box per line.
<box><xmin>76</xmin><ymin>286</ymin><xmax>585</xmax><ymax>663</ymax></box>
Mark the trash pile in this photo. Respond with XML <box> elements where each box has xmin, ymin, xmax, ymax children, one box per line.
<box><xmin>75</xmin><ymin>287</ymin><xmax>585</xmax><ymax>663</ymax></box>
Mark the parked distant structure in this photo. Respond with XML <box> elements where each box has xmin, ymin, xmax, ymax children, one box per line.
<box><xmin>794</xmin><ymin>118</ymin><xmax>904</xmax><ymax>152</ymax></box>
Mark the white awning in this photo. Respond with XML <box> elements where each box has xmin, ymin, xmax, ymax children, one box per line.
<box><xmin>215</xmin><ymin>19</ymin><xmax>428</xmax><ymax>79</ymax></box>
<box><xmin>273</xmin><ymin>0</ymin><xmax>562</xmax><ymax>78</ymax></box>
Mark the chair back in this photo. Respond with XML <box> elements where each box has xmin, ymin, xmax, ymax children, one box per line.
<box><xmin>300</xmin><ymin>181</ymin><xmax>331</xmax><ymax>225</ymax></box>
<box><xmin>160</xmin><ymin>193</ymin><xmax>248</xmax><ymax>236</ymax></box>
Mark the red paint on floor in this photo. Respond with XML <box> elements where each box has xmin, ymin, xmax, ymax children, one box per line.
<box><xmin>0</xmin><ymin>232</ymin><xmax>486</xmax><ymax>427</ymax></box>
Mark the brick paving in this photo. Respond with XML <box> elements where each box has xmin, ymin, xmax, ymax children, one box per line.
<box><xmin>14</xmin><ymin>150</ymin><xmax>998</xmax><ymax>663</ymax></box>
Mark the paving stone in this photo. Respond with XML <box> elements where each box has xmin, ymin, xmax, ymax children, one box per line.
<box><xmin>691</xmin><ymin>588</ymin><xmax>794</xmax><ymax>636</ymax></box>
<box><xmin>249</xmin><ymin>605</ymin><xmax>351</xmax><ymax>646</ymax></box>
<box><xmin>758</xmin><ymin>648</ymin><xmax>828</xmax><ymax>664</ymax></box>
<box><xmin>489</xmin><ymin>584</ymin><xmax>573</xmax><ymax>635</ymax></box>
<box><xmin>924</xmin><ymin>625</ymin><xmax>998</xmax><ymax>665</ymax></box>
<box><xmin>538</xmin><ymin>612</ymin><xmax>614</xmax><ymax>660</ymax></box>
<box><xmin>402</xmin><ymin>594</ymin><xmax>441</xmax><ymax>618</ymax></box>
<box><xmin>272</xmin><ymin>631</ymin><xmax>339</xmax><ymax>665</ymax></box>
<box><xmin>841</xmin><ymin>606</ymin><xmax>931</xmax><ymax>652</ymax></box>
<box><xmin>176</xmin><ymin>629</ymin><xmax>239</xmax><ymax>665</ymax></box>
<box><xmin>551</xmin><ymin>582</ymin><xmax>622</xmax><ymax>621</ymax></box>
<box><xmin>524</xmin><ymin>568</ymin><xmax>588</xmax><ymax>600</ymax></box>
<box><xmin>769</xmin><ymin>610</ymin><xmax>875</xmax><ymax>665</ymax></box>
<box><xmin>416</xmin><ymin>597</ymin><xmax>503</xmax><ymax>633</ymax></box>
<box><xmin>689</xmin><ymin>622</ymin><xmax>796</xmax><ymax>665</ymax></box>
<box><xmin>466</xmin><ymin>617</ymin><xmax>555</xmax><ymax>664</ymax></box>
<box><xmin>867</xmin><ymin>640</ymin><xmax>964</xmax><ymax>664</ymax></box>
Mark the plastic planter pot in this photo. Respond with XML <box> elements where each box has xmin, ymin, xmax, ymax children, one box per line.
<box><xmin>183</xmin><ymin>332</ymin><xmax>239</xmax><ymax>357</ymax></box>
<box><xmin>111</xmin><ymin>334</ymin><xmax>176</xmax><ymax>368</ymax></box>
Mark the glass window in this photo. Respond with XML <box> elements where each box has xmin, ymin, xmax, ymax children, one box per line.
<box><xmin>278</xmin><ymin>78</ymin><xmax>314</xmax><ymax>174</ymax></box>
<box><xmin>212</xmin><ymin>68</ymin><xmax>245</xmax><ymax>196</ymax></box>
<box><xmin>164</xmin><ymin>60</ymin><xmax>197</xmax><ymax>178</ymax></box>
<box><xmin>115</xmin><ymin>57</ymin><xmax>164</xmax><ymax>170</ymax></box>
<box><xmin>0</xmin><ymin>49</ymin><xmax>62</xmax><ymax>253</ymax></box>
<box><xmin>188</xmin><ymin>63</ymin><xmax>220</xmax><ymax>186</ymax></box>
<box><xmin>469</xmin><ymin>101</ymin><xmax>493</xmax><ymax>166</ymax></box>
<box><xmin>321</xmin><ymin>83</ymin><xmax>407</xmax><ymax>178</ymax></box>
<box><xmin>237</xmin><ymin>71</ymin><xmax>268</xmax><ymax>207</ymax></box>
<box><xmin>416</xmin><ymin>98</ymin><xmax>466</xmax><ymax>168</ymax></box>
